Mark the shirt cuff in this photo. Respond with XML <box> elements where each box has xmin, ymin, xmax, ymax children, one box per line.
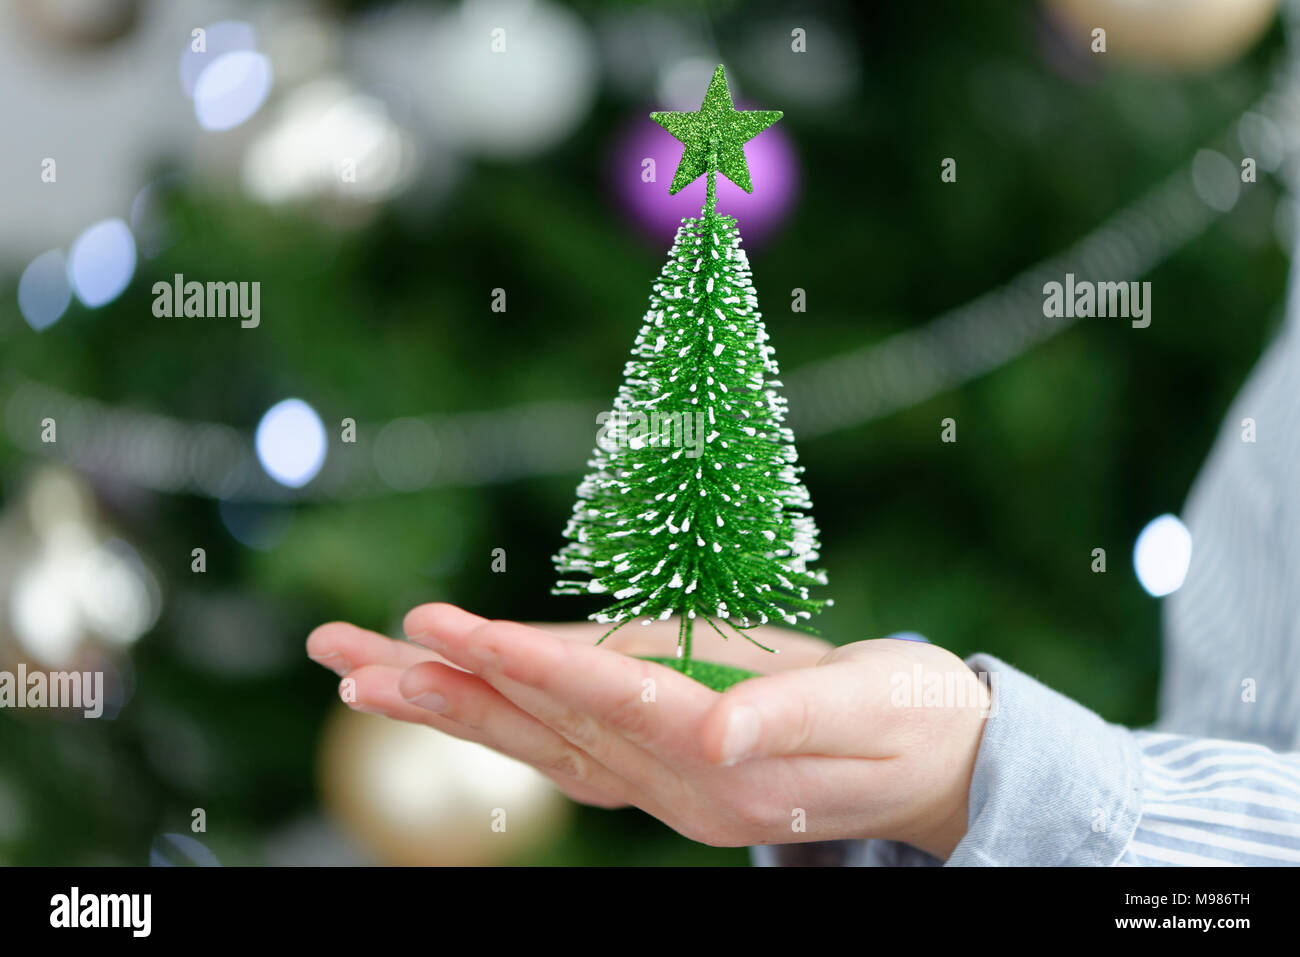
<box><xmin>943</xmin><ymin>653</ymin><xmax>1144</xmax><ymax>865</ymax></box>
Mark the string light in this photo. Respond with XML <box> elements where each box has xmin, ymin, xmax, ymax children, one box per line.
<box><xmin>67</xmin><ymin>219</ymin><xmax>137</xmax><ymax>309</ymax></box>
<box><xmin>255</xmin><ymin>398</ymin><xmax>327</xmax><ymax>489</ymax></box>
<box><xmin>17</xmin><ymin>250</ymin><xmax>72</xmax><ymax>332</ymax></box>
<box><xmin>193</xmin><ymin>50</ymin><xmax>273</xmax><ymax>132</ymax></box>
<box><xmin>1134</xmin><ymin>514</ymin><xmax>1194</xmax><ymax>598</ymax></box>
<box><xmin>7</xmin><ymin>50</ymin><xmax>1300</xmax><ymax>502</ymax></box>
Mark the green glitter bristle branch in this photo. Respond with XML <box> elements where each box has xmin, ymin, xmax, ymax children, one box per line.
<box><xmin>553</xmin><ymin>65</ymin><xmax>831</xmax><ymax>692</ymax></box>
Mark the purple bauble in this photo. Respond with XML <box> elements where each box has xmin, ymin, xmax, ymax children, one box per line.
<box><xmin>608</xmin><ymin>109</ymin><xmax>799</xmax><ymax>248</ymax></box>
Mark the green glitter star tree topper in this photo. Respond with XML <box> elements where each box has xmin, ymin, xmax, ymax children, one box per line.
<box><xmin>554</xmin><ymin>65</ymin><xmax>831</xmax><ymax>691</ymax></box>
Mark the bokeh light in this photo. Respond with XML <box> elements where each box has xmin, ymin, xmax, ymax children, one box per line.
<box><xmin>320</xmin><ymin>708</ymin><xmax>570</xmax><ymax>865</ymax></box>
<box><xmin>255</xmin><ymin>399</ymin><xmax>327</xmax><ymax>489</ymax></box>
<box><xmin>1047</xmin><ymin>0</ymin><xmax>1280</xmax><ymax>71</ymax></box>
<box><xmin>194</xmin><ymin>50</ymin><xmax>273</xmax><ymax>132</ymax></box>
<box><xmin>218</xmin><ymin>500</ymin><xmax>294</xmax><ymax>551</ymax></box>
<box><xmin>73</xmin><ymin>538</ymin><xmax>159</xmax><ymax>647</ymax></box>
<box><xmin>243</xmin><ymin>79</ymin><xmax>416</xmax><ymax>205</ymax></box>
<box><xmin>67</xmin><ymin>218</ymin><xmax>136</xmax><ymax>308</ymax></box>
<box><xmin>421</xmin><ymin>0</ymin><xmax>597</xmax><ymax>158</ymax></box>
<box><xmin>609</xmin><ymin>109</ymin><xmax>798</xmax><ymax>246</ymax></box>
<box><xmin>1239</xmin><ymin>111</ymin><xmax>1285</xmax><ymax>173</ymax></box>
<box><xmin>130</xmin><ymin>175</ymin><xmax>183</xmax><ymax>259</ymax></box>
<box><xmin>150</xmin><ymin>832</ymin><xmax>220</xmax><ymax>866</ymax></box>
<box><xmin>10</xmin><ymin>557</ymin><xmax>83</xmax><ymax>667</ymax></box>
<box><xmin>373</xmin><ymin>417</ymin><xmax>439</xmax><ymax>490</ymax></box>
<box><xmin>1192</xmin><ymin>148</ymin><xmax>1240</xmax><ymax>212</ymax></box>
<box><xmin>179</xmin><ymin>20</ymin><xmax>257</xmax><ymax>97</ymax></box>
<box><xmin>656</xmin><ymin>57</ymin><xmax>720</xmax><ymax>111</ymax></box>
<box><xmin>3</xmin><ymin>0</ymin><xmax>1294</xmax><ymax>871</ymax></box>
<box><xmin>7</xmin><ymin>470</ymin><xmax>160</xmax><ymax>668</ymax></box>
<box><xmin>17</xmin><ymin>249</ymin><xmax>72</xmax><ymax>331</ymax></box>
<box><xmin>737</xmin><ymin>17</ymin><xmax>861</xmax><ymax>106</ymax></box>
<box><xmin>1133</xmin><ymin>514</ymin><xmax>1193</xmax><ymax>597</ymax></box>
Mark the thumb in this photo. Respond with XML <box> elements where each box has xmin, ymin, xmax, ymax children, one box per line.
<box><xmin>699</xmin><ymin>657</ymin><xmax>896</xmax><ymax>766</ymax></box>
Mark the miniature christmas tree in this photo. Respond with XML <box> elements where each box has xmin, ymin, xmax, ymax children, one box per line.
<box><xmin>554</xmin><ymin>65</ymin><xmax>830</xmax><ymax>691</ymax></box>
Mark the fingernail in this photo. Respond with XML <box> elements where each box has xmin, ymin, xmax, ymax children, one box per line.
<box><xmin>309</xmin><ymin>652</ymin><xmax>351</xmax><ymax>676</ymax></box>
<box><xmin>407</xmin><ymin>691</ymin><xmax>448</xmax><ymax>713</ymax></box>
<box><xmin>351</xmin><ymin>702</ymin><xmax>388</xmax><ymax>715</ymax></box>
<box><xmin>885</xmin><ymin>631</ymin><xmax>929</xmax><ymax>643</ymax></box>
<box><xmin>720</xmin><ymin>706</ymin><xmax>761</xmax><ymax>766</ymax></box>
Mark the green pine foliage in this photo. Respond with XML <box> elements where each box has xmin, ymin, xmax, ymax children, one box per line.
<box><xmin>554</xmin><ymin>209</ymin><xmax>831</xmax><ymax>664</ymax></box>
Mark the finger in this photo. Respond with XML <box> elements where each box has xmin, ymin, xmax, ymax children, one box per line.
<box><xmin>404</xmin><ymin>604</ymin><xmax>714</xmax><ymax>802</ymax></box>
<box><xmin>307</xmin><ymin>621</ymin><xmax>440</xmax><ymax>676</ymax></box>
<box><xmin>402</xmin><ymin>602</ymin><xmax>491</xmax><ymax>651</ymax></box>
<box><xmin>540</xmin><ymin>780</ymin><xmax>631</xmax><ymax>806</ymax></box>
<box><xmin>355</xmin><ymin>668</ymin><xmax>628</xmax><ymax>811</ymax></box>
<box><xmin>529</xmin><ymin>619</ymin><xmax>833</xmax><ymax>672</ymax></box>
<box><xmin>405</xmin><ymin>601</ymin><xmax>831</xmax><ymax>672</ymax></box>
<box><xmin>341</xmin><ymin>663</ymin><xmax>640</xmax><ymax>809</ymax></box>
<box><xmin>398</xmin><ymin>662</ymin><xmax>627</xmax><ymax>807</ymax></box>
<box><xmin>700</xmin><ymin>661</ymin><xmax>897</xmax><ymax>766</ymax></box>
<box><xmin>701</xmin><ymin>643</ymin><xmax>987</xmax><ymax>765</ymax></box>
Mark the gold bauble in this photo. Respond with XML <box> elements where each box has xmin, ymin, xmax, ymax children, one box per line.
<box><xmin>318</xmin><ymin>705</ymin><xmax>572</xmax><ymax>865</ymax></box>
<box><xmin>1049</xmin><ymin>0</ymin><xmax>1280</xmax><ymax>70</ymax></box>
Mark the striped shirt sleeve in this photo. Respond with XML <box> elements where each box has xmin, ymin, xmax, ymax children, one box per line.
<box><xmin>752</xmin><ymin>656</ymin><xmax>1300</xmax><ymax>866</ymax></box>
<box><xmin>1116</xmin><ymin>732</ymin><xmax>1300</xmax><ymax>866</ymax></box>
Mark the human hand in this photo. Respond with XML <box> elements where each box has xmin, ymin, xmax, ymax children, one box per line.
<box><xmin>307</xmin><ymin>608</ymin><xmax>827</xmax><ymax>810</ymax></box>
<box><xmin>307</xmin><ymin>604</ymin><xmax>988</xmax><ymax>858</ymax></box>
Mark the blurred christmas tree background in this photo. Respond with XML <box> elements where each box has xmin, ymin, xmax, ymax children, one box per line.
<box><xmin>0</xmin><ymin>0</ymin><xmax>1292</xmax><ymax>864</ymax></box>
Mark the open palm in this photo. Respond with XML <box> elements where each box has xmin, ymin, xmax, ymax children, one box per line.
<box><xmin>307</xmin><ymin>603</ymin><xmax>985</xmax><ymax>856</ymax></box>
